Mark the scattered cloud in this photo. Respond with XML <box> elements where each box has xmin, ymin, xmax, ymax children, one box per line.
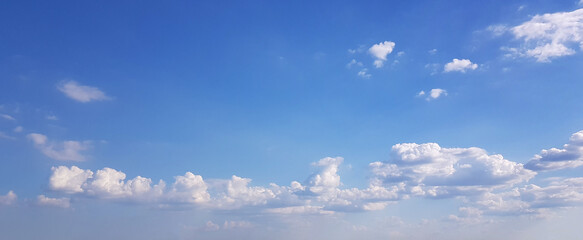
<box><xmin>0</xmin><ymin>191</ymin><xmax>17</xmax><ymax>205</ymax></box>
<box><xmin>358</xmin><ymin>68</ymin><xmax>371</xmax><ymax>79</ymax></box>
<box><xmin>525</xmin><ymin>130</ymin><xmax>583</xmax><ymax>171</ymax></box>
<box><xmin>517</xmin><ymin>5</ymin><xmax>526</xmax><ymax>12</ymax></box>
<box><xmin>444</xmin><ymin>59</ymin><xmax>478</xmax><ymax>73</ymax></box>
<box><xmin>507</xmin><ymin>8</ymin><xmax>583</xmax><ymax>62</ymax></box>
<box><xmin>28</xmin><ymin>133</ymin><xmax>91</xmax><ymax>161</ymax></box>
<box><xmin>204</xmin><ymin>221</ymin><xmax>220</xmax><ymax>231</ymax></box>
<box><xmin>223</xmin><ymin>220</ymin><xmax>252</xmax><ymax>230</ymax></box>
<box><xmin>425</xmin><ymin>63</ymin><xmax>441</xmax><ymax>75</ymax></box>
<box><xmin>417</xmin><ymin>91</ymin><xmax>426</xmax><ymax>97</ymax></box>
<box><xmin>486</xmin><ymin>24</ymin><xmax>509</xmax><ymax>37</ymax></box>
<box><xmin>369</xmin><ymin>41</ymin><xmax>396</xmax><ymax>68</ymax></box>
<box><xmin>397</xmin><ymin>51</ymin><xmax>405</xmax><ymax>57</ymax></box>
<box><xmin>37</xmin><ymin>195</ymin><xmax>70</xmax><ymax>208</ymax></box>
<box><xmin>428</xmin><ymin>49</ymin><xmax>438</xmax><ymax>55</ymax></box>
<box><xmin>57</xmin><ymin>80</ymin><xmax>110</xmax><ymax>103</ymax></box>
<box><xmin>346</xmin><ymin>59</ymin><xmax>363</xmax><ymax>68</ymax></box>
<box><xmin>1</xmin><ymin>114</ymin><xmax>15</xmax><ymax>121</ymax></box>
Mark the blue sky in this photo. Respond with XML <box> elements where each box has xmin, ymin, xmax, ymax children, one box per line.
<box><xmin>2</xmin><ymin>0</ymin><xmax>583</xmax><ymax>239</ymax></box>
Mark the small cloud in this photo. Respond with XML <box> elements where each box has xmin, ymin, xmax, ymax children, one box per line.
<box><xmin>27</xmin><ymin>133</ymin><xmax>91</xmax><ymax>161</ymax></box>
<box><xmin>428</xmin><ymin>49</ymin><xmax>438</xmax><ymax>55</ymax></box>
<box><xmin>517</xmin><ymin>5</ymin><xmax>526</xmax><ymax>11</ymax></box>
<box><xmin>397</xmin><ymin>51</ymin><xmax>405</xmax><ymax>57</ymax></box>
<box><xmin>357</xmin><ymin>68</ymin><xmax>371</xmax><ymax>79</ymax></box>
<box><xmin>486</xmin><ymin>24</ymin><xmax>509</xmax><ymax>37</ymax></box>
<box><xmin>13</xmin><ymin>126</ymin><xmax>23</xmax><ymax>133</ymax></box>
<box><xmin>57</xmin><ymin>80</ymin><xmax>110</xmax><ymax>103</ymax></box>
<box><xmin>0</xmin><ymin>191</ymin><xmax>17</xmax><ymax>205</ymax></box>
<box><xmin>46</xmin><ymin>115</ymin><xmax>58</xmax><ymax>121</ymax></box>
<box><xmin>444</xmin><ymin>59</ymin><xmax>478</xmax><ymax>73</ymax></box>
<box><xmin>418</xmin><ymin>89</ymin><xmax>447</xmax><ymax>101</ymax></box>
<box><xmin>37</xmin><ymin>195</ymin><xmax>70</xmax><ymax>208</ymax></box>
<box><xmin>346</xmin><ymin>59</ymin><xmax>363</xmax><ymax>68</ymax></box>
<box><xmin>1</xmin><ymin>114</ymin><xmax>15</xmax><ymax>121</ymax></box>
<box><xmin>425</xmin><ymin>63</ymin><xmax>441</xmax><ymax>75</ymax></box>
<box><xmin>369</xmin><ymin>41</ymin><xmax>396</xmax><ymax>68</ymax></box>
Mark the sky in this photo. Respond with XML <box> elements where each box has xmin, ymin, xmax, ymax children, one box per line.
<box><xmin>2</xmin><ymin>0</ymin><xmax>583</xmax><ymax>239</ymax></box>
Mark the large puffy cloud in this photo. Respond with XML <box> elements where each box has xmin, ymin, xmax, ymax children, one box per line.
<box><xmin>28</xmin><ymin>133</ymin><xmax>91</xmax><ymax>161</ymax></box>
<box><xmin>508</xmin><ymin>8</ymin><xmax>583</xmax><ymax>62</ymax></box>
<box><xmin>0</xmin><ymin>190</ymin><xmax>17</xmax><ymax>205</ymax></box>
<box><xmin>57</xmin><ymin>80</ymin><xmax>110</xmax><ymax>103</ymax></box>
<box><xmin>50</xmin><ymin>166</ymin><xmax>93</xmax><ymax>193</ymax></box>
<box><xmin>370</xmin><ymin>143</ymin><xmax>536</xmax><ymax>198</ymax></box>
<box><xmin>443</xmin><ymin>59</ymin><xmax>478</xmax><ymax>73</ymax></box>
<box><xmin>525</xmin><ymin>130</ymin><xmax>583</xmax><ymax>171</ymax></box>
<box><xmin>368</xmin><ymin>41</ymin><xmax>395</xmax><ymax>68</ymax></box>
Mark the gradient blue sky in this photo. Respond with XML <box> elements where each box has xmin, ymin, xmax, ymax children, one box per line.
<box><xmin>2</xmin><ymin>1</ymin><xmax>583</xmax><ymax>239</ymax></box>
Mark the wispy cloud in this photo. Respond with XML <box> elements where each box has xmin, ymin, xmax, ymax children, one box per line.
<box><xmin>0</xmin><ymin>114</ymin><xmax>16</xmax><ymax>121</ymax></box>
<box><xmin>28</xmin><ymin>133</ymin><xmax>91</xmax><ymax>161</ymax></box>
<box><xmin>57</xmin><ymin>80</ymin><xmax>110</xmax><ymax>103</ymax></box>
<box><xmin>37</xmin><ymin>195</ymin><xmax>70</xmax><ymax>208</ymax></box>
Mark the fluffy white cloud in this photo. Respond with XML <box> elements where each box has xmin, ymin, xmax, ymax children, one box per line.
<box><xmin>169</xmin><ymin>172</ymin><xmax>209</xmax><ymax>203</ymax></box>
<box><xmin>57</xmin><ymin>80</ymin><xmax>110</xmax><ymax>103</ymax></box>
<box><xmin>28</xmin><ymin>133</ymin><xmax>90</xmax><ymax>161</ymax></box>
<box><xmin>525</xmin><ymin>130</ymin><xmax>583</xmax><ymax>171</ymax></box>
<box><xmin>50</xmin><ymin>166</ymin><xmax>94</xmax><ymax>193</ymax></box>
<box><xmin>509</xmin><ymin>8</ymin><xmax>583</xmax><ymax>62</ymax></box>
<box><xmin>444</xmin><ymin>59</ymin><xmax>478</xmax><ymax>73</ymax></box>
<box><xmin>369</xmin><ymin>41</ymin><xmax>395</xmax><ymax>68</ymax></box>
<box><xmin>37</xmin><ymin>195</ymin><xmax>70</xmax><ymax>208</ymax></box>
<box><xmin>0</xmin><ymin>191</ymin><xmax>17</xmax><ymax>205</ymax></box>
<box><xmin>370</xmin><ymin>143</ymin><xmax>536</xmax><ymax>198</ymax></box>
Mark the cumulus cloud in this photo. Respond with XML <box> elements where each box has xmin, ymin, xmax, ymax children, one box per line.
<box><xmin>50</xmin><ymin>166</ymin><xmax>94</xmax><ymax>193</ymax></box>
<box><xmin>57</xmin><ymin>80</ymin><xmax>110</xmax><ymax>103</ymax></box>
<box><xmin>369</xmin><ymin>41</ymin><xmax>396</xmax><ymax>68</ymax></box>
<box><xmin>444</xmin><ymin>59</ymin><xmax>478</xmax><ymax>73</ymax></box>
<box><xmin>370</xmin><ymin>143</ymin><xmax>536</xmax><ymax>198</ymax></box>
<box><xmin>28</xmin><ymin>133</ymin><xmax>91</xmax><ymax>161</ymax></box>
<box><xmin>0</xmin><ymin>191</ymin><xmax>17</xmax><ymax>205</ymax></box>
<box><xmin>507</xmin><ymin>8</ymin><xmax>583</xmax><ymax>62</ymax></box>
<box><xmin>346</xmin><ymin>59</ymin><xmax>363</xmax><ymax>68</ymax></box>
<box><xmin>37</xmin><ymin>195</ymin><xmax>70</xmax><ymax>208</ymax></box>
<box><xmin>525</xmin><ymin>130</ymin><xmax>583</xmax><ymax>171</ymax></box>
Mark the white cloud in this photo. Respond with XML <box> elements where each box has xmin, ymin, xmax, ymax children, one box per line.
<box><xmin>50</xmin><ymin>166</ymin><xmax>94</xmax><ymax>193</ymax></box>
<box><xmin>369</xmin><ymin>41</ymin><xmax>395</xmax><ymax>68</ymax></box>
<box><xmin>357</xmin><ymin>68</ymin><xmax>371</xmax><ymax>78</ymax></box>
<box><xmin>428</xmin><ymin>49</ymin><xmax>438</xmax><ymax>55</ymax></box>
<box><xmin>57</xmin><ymin>80</ymin><xmax>110</xmax><ymax>103</ymax></box>
<box><xmin>444</xmin><ymin>59</ymin><xmax>478</xmax><ymax>73</ymax></box>
<box><xmin>525</xmin><ymin>130</ymin><xmax>583</xmax><ymax>171</ymax></box>
<box><xmin>509</xmin><ymin>8</ymin><xmax>583</xmax><ymax>62</ymax></box>
<box><xmin>169</xmin><ymin>172</ymin><xmax>210</xmax><ymax>203</ymax></box>
<box><xmin>0</xmin><ymin>191</ymin><xmax>17</xmax><ymax>205</ymax></box>
<box><xmin>417</xmin><ymin>89</ymin><xmax>447</xmax><ymax>101</ymax></box>
<box><xmin>13</xmin><ymin>126</ymin><xmax>23</xmax><ymax>132</ymax></box>
<box><xmin>37</xmin><ymin>195</ymin><xmax>70</xmax><ymax>208</ymax></box>
<box><xmin>370</xmin><ymin>143</ymin><xmax>536</xmax><ymax>198</ymax></box>
<box><xmin>28</xmin><ymin>133</ymin><xmax>91</xmax><ymax>161</ymax></box>
<box><xmin>0</xmin><ymin>114</ymin><xmax>15</xmax><ymax>121</ymax></box>
<box><xmin>346</xmin><ymin>59</ymin><xmax>363</xmax><ymax>68</ymax></box>
<box><xmin>486</xmin><ymin>24</ymin><xmax>509</xmax><ymax>37</ymax></box>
